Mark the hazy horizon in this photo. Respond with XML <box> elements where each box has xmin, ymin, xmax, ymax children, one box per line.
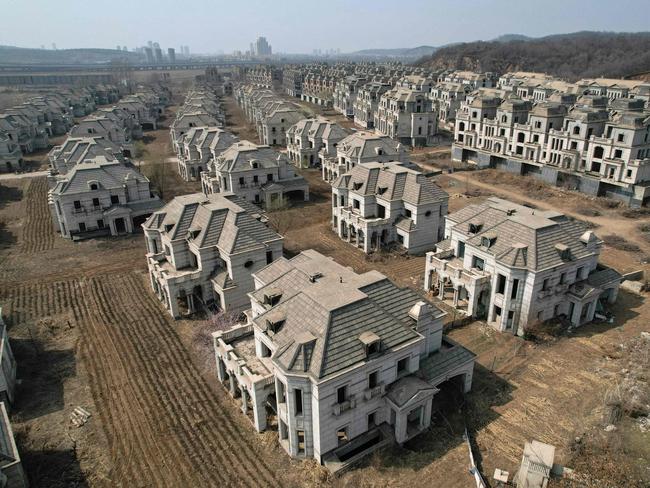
<box><xmin>1</xmin><ymin>0</ymin><xmax>649</xmax><ymax>54</ymax></box>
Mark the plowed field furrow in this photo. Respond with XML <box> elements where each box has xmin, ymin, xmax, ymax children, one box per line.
<box><xmin>86</xmin><ymin>278</ymin><xmax>211</xmax><ymax>486</ymax></box>
<box><xmin>83</xmin><ymin>280</ymin><xmax>177</xmax><ymax>486</ymax></box>
<box><xmin>20</xmin><ymin>177</ymin><xmax>55</xmax><ymax>254</ymax></box>
<box><xmin>69</xmin><ymin>272</ymin><xmax>277</xmax><ymax>487</ymax></box>
<box><xmin>108</xmin><ymin>274</ymin><xmax>276</xmax><ymax>486</ymax></box>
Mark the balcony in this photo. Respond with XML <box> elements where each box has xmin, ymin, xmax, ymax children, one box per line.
<box><xmin>363</xmin><ymin>383</ymin><xmax>385</xmax><ymax>401</ymax></box>
<box><xmin>428</xmin><ymin>252</ymin><xmax>490</xmax><ymax>287</ymax></box>
<box><xmin>333</xmin><ymin>396</ymin><xmax>356</xmax><ymax>416</ymax></box>
<box><xmin>337</xmin><ymin>207</ymin><xmax>391</xmax><ymax>228</ymax></box>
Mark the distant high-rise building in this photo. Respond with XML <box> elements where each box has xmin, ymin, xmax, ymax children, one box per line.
<box><xmin>117</xmin><ymin>45</ymin><xmax>121</xmax><ymax>51</ymax></box>
<box><xmin>254</xmin><ymin>36</ymin><xmax>272</xmax><ymax>56</ymax></box>
<box><xmin>52</xmin><ymin>43</ymin><xmax>57</xmax><ymax>50</ymax></box>
<box><xmin>185</xmin><ymin>45</ymin><xmax>190</xmax><ymax>57</ymax></box>
<box><xmin>148</xmin><ymin>40</ymin><xmax>153</xmax><ymax>48</ymax></box>
<box><xmin>168</xmin><ymin>48</ymin><xmax>176</xmax><ymax>63</ymax></box>
<box><xmin>153</xmin><ymin>42</ymin><xmax>163</xmax><ymax>63</ymax></box>
<box><xmin>144</xmin><ymin>47</ymin><xmax>154</xmax><ymax>64</ymax></box>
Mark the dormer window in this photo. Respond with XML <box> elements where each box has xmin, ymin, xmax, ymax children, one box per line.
<box><xmin>263</xmin><ymin>290</ymin><xmax>282</xmax><ymax>307</ymax></box>
<box><xmin>90</xmin><ymin>183</ymin><xmax>98</xmax><ymax>190</ymax></box>
<box><xmin>352</xmin><ymin>182</ymin><xmax>363</xmax><ymax>191</ymax></box>
<box><xmin>359</xmin><ymin>331</ymin><xmax>381</xmax><ymax>357</ymax></box>
<box><xmin>164</xmin><ymin>224</ymin><xmax>174</xmax><ymax>233</ymax></box>
<box><xmin>266</xmin><ymin>318</ymin><xmax>284</xmax><ymax>334</ymax></box>
<box><xmin>468</xmin><ymin>222</ymin><xmax>482</xmax><ymax>234</ymax></box>
<box><xmin>555</xmin><ymin>243</ymin><xmax>570</xmax><ymax>261</ymax></box>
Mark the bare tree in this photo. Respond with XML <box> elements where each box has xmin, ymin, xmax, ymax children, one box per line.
<box><xmin>192</xmin><ymin>311</ymin><xmax>242</xmax><ymax>372</ymax></box>
<box><xmin>265</xmin><ymin>197</ymin><xmax>293</xmax><ymax>235</ymax></box>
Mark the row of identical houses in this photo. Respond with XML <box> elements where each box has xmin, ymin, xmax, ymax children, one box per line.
<box><xmin>276</xmin><ymin>64</ymin><xmax>500</xmax><ymax>147</ymax></box>
<box><xmin>171</xmin><ymin>84</ymin><xmax>231</xmax><ymax>181</ymax></box>
<box><xmin>140</xmin><ymin>79</ymin><xmax>621</xmax><ymax>471</ymax></box>
<box><xmin>452</xmin><ymin>77</ymin><xmax>650</xmax><ymax>206</ymax></box>
<box><xmin>235</xmin><ymin>85</ymin><xmax>304</xmax><ymax>146</ymax></box>
<box><xmin>0</xmin><ymin>85</ymin><xmax>121</xmax><ymax>173</ymax></box>
<box><xmin>46</xmin><ymin>84</ymin><xmax>169</xmax><ymax>240</ymax></box>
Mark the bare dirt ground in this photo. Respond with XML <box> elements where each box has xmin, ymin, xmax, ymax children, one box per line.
<box><xmin>0</xmin><ymin>92</ymin><xmax>647</xmax><ymax>487</ymax></box>
<box><xmin>223</xmin><ymin>96</ymin><xmax>260</xmax><ymax>142</ymax></box>
<box><xmin>0</xmin><ymin>93</ymin><xmax>285</xmax><ymax>487</ymax></box>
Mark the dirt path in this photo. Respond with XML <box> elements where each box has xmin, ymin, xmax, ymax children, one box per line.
<box><xmin>0</xmin><ymin>171</ymin><xmax>49</xmax><ymax>181</ymax></box>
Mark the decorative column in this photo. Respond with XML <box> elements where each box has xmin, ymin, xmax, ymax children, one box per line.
<box><xmin>241</xmin><ymin>388</ymin><xmax>248</xmax><ymax>414</ymax></box>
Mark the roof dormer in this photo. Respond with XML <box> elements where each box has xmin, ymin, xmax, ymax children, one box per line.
<box><xmin>554</xmin><ymin>243</ymin><xmax>571</xmax><ymax>261</ymax></box>
<box><xmin>264</xmin><ymin>309</ymin><xmax>286</xmax><ymax>335</ymax></box>
<box><xmin>359</xmin><ymin>331</ymin><xmax>381</xmax><ymax>357</ymax></box>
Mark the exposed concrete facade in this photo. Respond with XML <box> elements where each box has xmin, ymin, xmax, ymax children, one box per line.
<box><xmin>236</xmin><ymin>86</ymin><xmax>303</xmax><ymax>147</ymax></box>
<box><xmin>143</xmin><ymin>192</ymin><xmax>284</xmax><ymax>318</ymax></box>
<box><xmin>212</xmin><ymin>250</ymin><xmax>475</xmax><ymax>466</ymax></box>
<box><xmin>453</xmin><ymin>84</ymin><xmax>650</xmax><ymax>206</ymax></box>
<box><xmin>353</xmin><ymin>81</ymin><xmax>392</xmax><ymax>130</ymax></box>
<box><xmin>375</xmin><ymin>86</ymin><xmax>439</xmax><ymax>147</ymax></box>
<box><xmin>201</xmin><ymin>140</ymin><xmax>309</xmax><ymax>208</ymax></box>
<box><xmin>424</xmin><ymin>197</ymin><xmax>621</xmax><ymax>336</ymax></box>
<box><xmin>49</xmin><ymin>157</ymin><xmax>162</xmax><ymax>240</ymax></box>
<box><xmin>286</xmin><ymin>117</ymin><xmax>350</xmax><ymax>168</ymax></box>
<box><xmin>322</xmin><ymin>131</ymin><xmax>409</xmax><ymax>183</ymax></box>
<box><xmin>176</xmin><ymin>126</ymin><xmax>238</xmax><ymax>181</ymax></box>
<box><xmin>332</xmin><ymin>162</ymin><xmax>448</xmax><ymax>254</ymax></box>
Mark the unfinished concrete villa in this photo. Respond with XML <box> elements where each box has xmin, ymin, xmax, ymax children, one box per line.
<box><xmin>332</xmin><ymin>161</ymin><xmax>448</xmax><ymax>254</ymax></box>
<box><xmin>175</xmin><ymin>126</ymin><xmax>239</xmax><ymax>182</ymax></box>
<box><xmin>212</xmin><ymin>250</ymin><xmax>475</xmax><ymax>471</ymax></box>
<box><xmin>321</xmin><ymin>131</ymin><xmax>409</xmax><ymax>183</ymax></box>
<box><xmin>424</xmin><ymin>197</ymin><xmax>621</xmax><ymax>335</ymax></box>
<box><xmin>49</xmin><ymin>157</ymin><xmax>162</xmax><ymax>239</ymax></box>
<box><xmin>285</xmin><ymin>117</ymin><xmax>349</xmax><ymax>168</ymax></box>
<box><xmin>143</xmin><ymin>192</ymin><xmax>283</xmax><ymax>318</ymax></box>
<box><xmin>200</xmin><ymin>140</ymin><xmax>309</xmax><ymax>208</ymax></box>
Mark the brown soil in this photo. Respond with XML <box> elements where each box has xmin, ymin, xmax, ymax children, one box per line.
<box><xmin>0</xmin><ymin>95</ymin><xmax>647</xmax><ymax>488</ymax></box>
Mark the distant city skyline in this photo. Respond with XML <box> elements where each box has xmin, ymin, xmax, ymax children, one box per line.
<box><xmin>1</xmin><ymin>0</ymin><xmax>649</xmax><ymax>54</ymax></box>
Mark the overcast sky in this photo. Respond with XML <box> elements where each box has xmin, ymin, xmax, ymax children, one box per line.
<box><xmin>1</xmin><ymin>0</ymin><xmax>649</xmax><ymax>53</ymax></box>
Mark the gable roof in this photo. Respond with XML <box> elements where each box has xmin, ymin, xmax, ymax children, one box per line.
<box><xmin>449</xmin><ymin>197</ymin><xmax>599</xmax><ymax>271</ymax></box>
<box><xmin>336</xmin><ymin>161</ymin><xmax>448</xmax><ymax>205</ymax></box>
<box><xmin>250</xmin><ymin>250</ymin><xmax>443</xmax><ymax>379</ymax></box>
<box><xmin>144</xmin><ymin>192</ymin><xmax>281</xmax><ymax>254</ymax></box>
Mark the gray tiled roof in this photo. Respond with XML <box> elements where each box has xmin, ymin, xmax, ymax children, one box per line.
<box><xmin>341</xmin><ymin>161</ymin><xmax>448</xmax><ymax>205</ymax></box>
<box><xmin>144</xmin><ymin>192</ymin><xmax>282</xmax><ymax>254</ymax></box>
<box><xmin>251</xmin><ymin>250</ymin><xmax>444</xmax><ymax>379</ymax></box>
<box><xmin>215</xmin><ymin>141</ymin><xmax>290</xmax><ymax>173</ymax></box>
<box><xmin>586</xmin><ymin>267</ymin><xmax>622</xmax><ymax>288</ymax></box>
<box><xmin>449</xmin><ymin>197</ymin><xmax>598</xmax><ymax>271</ymax></box>
<box><xmin>338</xmin><ymin>131</ymin><xmax>403</xmax><ymax>161</ymax></box>
<box><xmin>418</xmin><ymin>338</ymin><xmax>476</xmax><ymax>384</ymax></box>
<box><xmin>52</xmin><ymin>160</ymin><xmax>148</xmax><ymax>195</ymax></box>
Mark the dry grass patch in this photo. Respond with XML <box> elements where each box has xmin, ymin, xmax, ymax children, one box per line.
<box><xmin>602</xmin><ymin>234</ymin><xmax>641</xmax><ymax>252</ymax></box>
